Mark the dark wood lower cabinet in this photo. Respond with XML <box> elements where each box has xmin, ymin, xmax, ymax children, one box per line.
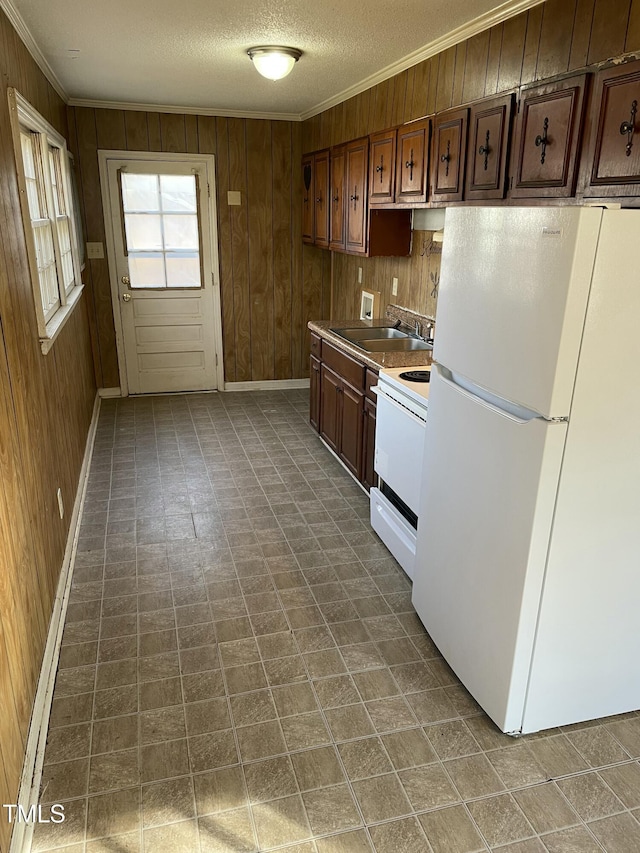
<box><xmin>339</xmin><ymin>382</ymin><xmax>364</xmax><ymax>479</ymax></box>
<box><xmin>312</xmin><ymin>339</ymin><xmax>378</xmax><ymax>491</ymax></box>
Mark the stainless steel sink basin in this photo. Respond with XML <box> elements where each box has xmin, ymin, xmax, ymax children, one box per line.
<box><xmin>330</xmin><ymin>326</ymin><xmax>408</xmax><ymax>341</ymax></box>
<box><xmin>356</xmin><ymin>338</ymin><xmax>432</xmax><ymax>352</ymax></box>
<box><xmin>330</xmin><ymin>325</ymin><xmax>432</xmax><ymax>353</ymax></box>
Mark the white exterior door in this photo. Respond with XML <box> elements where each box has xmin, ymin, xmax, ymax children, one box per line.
<box><xmin>101</xmin><ymin>153</ymin><xmax>222</xmax><ymax>394</ymax></box>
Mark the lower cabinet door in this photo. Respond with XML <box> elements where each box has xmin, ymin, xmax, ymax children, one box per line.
<box><xmin>320</xmin><ymin>365</ymin><xmax>341</xmax><ymax>452</ymax></box>
<box><xmin>339</xmin><ymin>382</ymin><xmax>364</xmax><ymax>479</ymax></box>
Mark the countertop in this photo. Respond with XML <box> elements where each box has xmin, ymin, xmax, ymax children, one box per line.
<box><xmin>308</xmin><ymin>319</ymin><xmax>434</xmax><ymax>371</ymax></box>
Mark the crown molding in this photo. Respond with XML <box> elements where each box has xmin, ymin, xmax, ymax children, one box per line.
<box><xmin>67</xmin><ymin>98</ymin><xmax>302</xmax><ymax>122</ymax></box>
<box><xmin>0</xmin><ymin>0</ymin><xmax>68</xmax><ymax>101</ymax></box>
<box><xmin>299</xmin><ymin>0</ymin><xmax>545</xmax><ymax>120</ymax></box>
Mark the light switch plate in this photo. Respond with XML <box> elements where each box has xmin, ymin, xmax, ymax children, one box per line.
<box><xmin>227</xmin><ymin>191</ymin><xmax>242</xmax><ymax>206</ymax></box>
<box><xmin>86</xmin><ymin>242</ymin><xmax>104</xmax><ymax>259</ymax></box>
<box><xmin>392</xmin><ymin>277</ymin><xmax>398</xmax><ymax>296</ymax></box>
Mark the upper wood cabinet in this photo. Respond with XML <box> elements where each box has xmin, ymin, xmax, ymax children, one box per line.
<box><xmin>329</xmin><ymin>146</ymin><xmax>346</xmax><ymax>250</ymax></box>
<box><xmin>313</xmin><ymin>149</ymin><xmax>330</xmax><ymax>248</ymax></box>
<box><xmin>327</xmin><ymin>136</ymin><xmax>368</xmax><ymax>255</ymax></box>
<box><xmin>302</xmin><ymin>154</ymin><xmax>314</xmax><ymax>243</ymax></box>
<box><xmin>466</xmin><ymin>94</ymin><xmax>515</xmax><ymax>201</ymax></box>
<box><xmin>584</xmin><ymin>59</ymin><xmax>640</xmax><ymax>198</ymax></box>
<box><xmin>302</xmin><ymin>149</ymin><xmax>329</xmax><ymax>247</ymax></box>
<box><xmin>369</xmin><ymin>128</ymin><xmax>397</xmax><ymax>205</ymax></box>
<box><xmin>345</xmin><ymin>137</ymin><xmax>369</xmax><ymax>254</ymax></box>
<box><xmin>431</xmin><ymin>108</ymin><xmax>469</xmax><ymax>202</ymax></box>
<box><xmin>396</xmin><ymin>118</ymin><xmax>431</xmax><ymax>203</ymax></box>
<box><xmin>511</xmin><ymin>74</ymin><xmax>588</xmax><ymax>199</ymax></box>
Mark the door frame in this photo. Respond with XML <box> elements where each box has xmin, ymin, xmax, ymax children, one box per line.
<box><xmin>98</xmin><ymin>149</ymin><xmax>224</xmax><ymax>396</ymax></box>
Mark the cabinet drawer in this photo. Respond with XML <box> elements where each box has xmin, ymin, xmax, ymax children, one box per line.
<box><xmin>310</xmin><ymin>332</ymin><xmax>322</xmax><ymax>359</ymax></box>
<box><xmin>321</xmin><ymin>341</ymin><xmax>365</xmax><ymax>391</ymax></box>
<box><xmin>366</xmin><ymin>368</ymin><xmax>379</xmax><ymax>402</ymax></box>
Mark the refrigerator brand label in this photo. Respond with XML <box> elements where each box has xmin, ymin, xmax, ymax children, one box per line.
<box><xmin>542</xmin><ymin>227</ymin><xmax>563</xmax><ymax>238</ymax></box>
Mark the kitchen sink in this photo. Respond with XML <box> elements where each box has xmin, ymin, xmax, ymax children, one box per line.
<box><xmin>330</xmin><ymin>326</ymin><xmax>409</xmax><ymax>341</ymax></box>
<box><xmin>330</xmin><ymin>325</ymin><xmax>432</xmax><ymax>353</ymax></box>
<box><xmin>357</xmin><ymin>338</ymin><xmax>432</xmax><ymax>352</ymax></box>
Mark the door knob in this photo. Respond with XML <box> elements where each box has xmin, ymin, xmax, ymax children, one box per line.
<box><xmin>121</xmin><ymin>275</ymin><xmax>130</xmax><ymax>285</ymax></box>
<box><xmin>122</xmin><ymin>293</ymin><xmax>131</xmax><ymax>302</ymax></box>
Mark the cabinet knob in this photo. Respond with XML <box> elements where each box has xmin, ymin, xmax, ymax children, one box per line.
<box><xmin>534</xmin><ymin>116</ymin><xmax>550</xmax><ymax>165</ymax></box>
<box><xmin>620</xmin><ymin>100</ymin><xmax>638</xmax><ymax>157</ymax></box>
<box><xmin>349</xmin><ymin>186</ymin><xmax>359</xmax><ymax>209</ymax></box>
<box><xmin>376</xmin><ymin>155</ymin><xmax>384</xmax><ymax>182</ymax></box>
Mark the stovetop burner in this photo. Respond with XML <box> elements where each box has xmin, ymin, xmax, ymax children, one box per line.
<box><xmin>399</xmin><ymin>370</ymin><xmax>431</xmax><ymax>383</ymax></box>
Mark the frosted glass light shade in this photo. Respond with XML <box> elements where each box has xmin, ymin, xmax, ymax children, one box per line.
<box><xmin>247</xmin><ymin>46</ymin><xmax>301</xmax><ymax>81</ymax></box>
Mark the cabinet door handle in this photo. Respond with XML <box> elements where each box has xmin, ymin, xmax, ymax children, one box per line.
<box><xmin>535</xmin><ymin>117</ymin><xmax>549</xmax><ymax>165</ymax></box>
<box><xmin>440</xmin><ymin>140</ymin><xmax>451</xmax><ymax>177</ymax></box>
<box><xmin>349</xmin><ymin>187</ymin><xmax>359</xmax><ymax>209</ymax></box>
<box><xmin>376</xmin><ymin>155</ymin><xmax>384</xmax><ymax>182</ymax></box>
<box><xmin>478</xmin><ymin>129</ymin><xmax>491</xmax><ymax>171</ymax></box>
<box><xmin>405</xmin><ymin>149</ymin><xmax>415</xmax><ymax>181</ymax></box>
<box><xmin>620</xmin><ymin>100</ymin><xmax>638</xmax><ymax>157</ymax></box>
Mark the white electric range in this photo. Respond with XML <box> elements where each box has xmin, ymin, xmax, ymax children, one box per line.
<box><xmin>370</xmin><ymin>365</ymin><xmax>431</xmax><ymax>579</ymax></box>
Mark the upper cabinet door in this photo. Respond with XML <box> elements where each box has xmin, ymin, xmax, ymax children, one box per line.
<box><xmin>584</xmin><ymin>59</ymin><xmax>640</xmax><ymax>198</ymax></box>
<box><xmin>329</xmin><ymin>146</ymin><xmax>346</xmax><ymax>250</ymax></box>
<box><xmin>511</xmin><ymin>74</ymin><xmax>588</xmax><ymax>199</ymax></box>
<box><xmin>345</xmin><ymin>138</ymin><xmax>368</xmax><ymax>255</ymax></box>
<box><xmin>314</xmin><ymin>149</ymin><xmax>330</xmax><ymax>248</ymax></box>
<box><xmin>369</xmin><ymin>129</ymin><xmax>397</xmax><ymax>205</ymax></box>
<box><xmin>466</xmin><ymin>94</ymin><xmax>515</xmax><ymax>201</ymax></box>
<box><xmin>396</xmin><ymin>118</ymin><xmax>430</xmax><ymax>203</ymax></box>
<box><xmin>431</xmin><ymin>108</ymin><xmax>469</xmax><ymax>202</ymax></box>
<box><xmin>302</xmin><ymin>154</ymin><xmax>314</xmax><ymax>244</ymax></box>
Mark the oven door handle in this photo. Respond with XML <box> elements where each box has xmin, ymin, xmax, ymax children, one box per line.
<box><xmin>376</xmin><ymin>386</ymin><xmax>427</xmax><ymax>427</ymax></box>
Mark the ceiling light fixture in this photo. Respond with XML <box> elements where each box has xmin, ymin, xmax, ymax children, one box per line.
<box><xmin>247</xmin><ymin>46</ymin><xmax>302</xmax><ymax>81</ymax></box>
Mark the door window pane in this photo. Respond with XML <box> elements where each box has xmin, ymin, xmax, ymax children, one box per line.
<box><xmin>124</xmin><ymin>214</ymin><xmax>163</xmax><ymax>251</ymax></box>
<box><xmin>160</xmin><ymin>175</ymin><xmax>197</xmax><ymax>212</ymax></box>
<box><xmin>163</xmin><ymin>215</ymin><xmax>199</xmax><ymax>250</ymax></box>
<box><xmin>129</xmin><ymin>253</ymin><xmax>166</xmax><ymax>288</ymax></box>
<box><xmin>121</xmin><ymin>173</ymin><xmax>160</xmax><ymax>211</ymax></box>
<box><xmin>166</xmin><ymin>254</ymin><xmax>200</xmax><ymax>287</ymax></box>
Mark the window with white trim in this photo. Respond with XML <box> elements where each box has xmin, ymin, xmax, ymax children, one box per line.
<box><xmin>9</xmin><ymin>89</ymin><xmax>83</xmax><ymax>352</ymax></box>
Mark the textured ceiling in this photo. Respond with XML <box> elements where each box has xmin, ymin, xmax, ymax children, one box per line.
<box><xmin>10</xmin><ymin>0</ymin><xmax>541</xmax><ymax>118</ymax></box>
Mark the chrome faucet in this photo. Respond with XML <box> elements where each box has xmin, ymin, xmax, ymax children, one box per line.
<box><xmin>414</xmin><ymin>320</ymin><xmax>422</xmax><ymax>338</ymax></box>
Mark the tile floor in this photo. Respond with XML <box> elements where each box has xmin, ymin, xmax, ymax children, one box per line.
<box><xmin>32</xmin><ymin>390</ymin><xmax>640</xmax><ymax>853</ymax></box>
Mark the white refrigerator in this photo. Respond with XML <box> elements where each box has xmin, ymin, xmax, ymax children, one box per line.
<box><xmin>411</xmin><ymin>206</ymin><xmax>640</xmax><ymax>735</ymax></box>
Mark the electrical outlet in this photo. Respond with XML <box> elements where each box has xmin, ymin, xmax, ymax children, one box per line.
<box><xmin>358</xmin><ymin>267</ymin><xmax>363</xmax><ymax>284</ymax></box>
<box><xmin>392</xmin><ymin>277</ymin><xmax>398</xmax><ymax>296</ymax></box>
<box><xmin>56</xmin><ymin>488</ymin><xmax>64</xmax><ymax>519</ymax></box>
<box><xmin>227</xmin><ymin>191</ymin><xmax>241</xmax><ymax>206</ymax></box>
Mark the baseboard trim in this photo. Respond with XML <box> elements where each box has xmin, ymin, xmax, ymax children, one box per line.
<box><xmin>98</xmin><ymin>386</ymin><xmax>121</xmax><ymax>398</ymax></box>
<box><xmin>10</xmin><ymin>393</ymin><xmax>101</xmax><ymax>853</ymax></box>
<box><xmin>224</xmin><ymin>379</ymin><xmax>310</xmax><ymax>391</ymax></box>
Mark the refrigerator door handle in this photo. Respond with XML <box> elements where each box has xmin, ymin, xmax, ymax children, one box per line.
<box><xmin>435</xmin><ymin>364</ymin><xmax>543</xmax><ymax>424</ymax></box>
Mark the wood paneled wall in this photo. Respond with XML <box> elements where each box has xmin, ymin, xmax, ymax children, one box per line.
<box><xmin>304</xmin><ymin>0</ymin><xmax>640</xmax><ymax>321</ymax></box>
<box><xmin>68</xmin><ymin>108</ymin><xmax>331</xmax><ymax>385</ymax></box>
<box><xmin>0</xmin><ymin>10</ymin><xmax>96</xmax><ymax>852</ymax></box>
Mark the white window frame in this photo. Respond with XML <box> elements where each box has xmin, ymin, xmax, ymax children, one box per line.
<box><xmin>8</xmin><ymin>88</ymin><xmax>84</xmax><ymax>354</ymax></box>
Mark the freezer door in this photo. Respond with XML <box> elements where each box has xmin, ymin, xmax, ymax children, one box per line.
<box><xmin>434</xmin><ymin>206</ymin><xmax>602</xmax><ymax>418</ymax></box>
<box><xmin>412</xmin><ymin>366</ymin><xmax>567</xmax><ymax>733</ymax></box>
